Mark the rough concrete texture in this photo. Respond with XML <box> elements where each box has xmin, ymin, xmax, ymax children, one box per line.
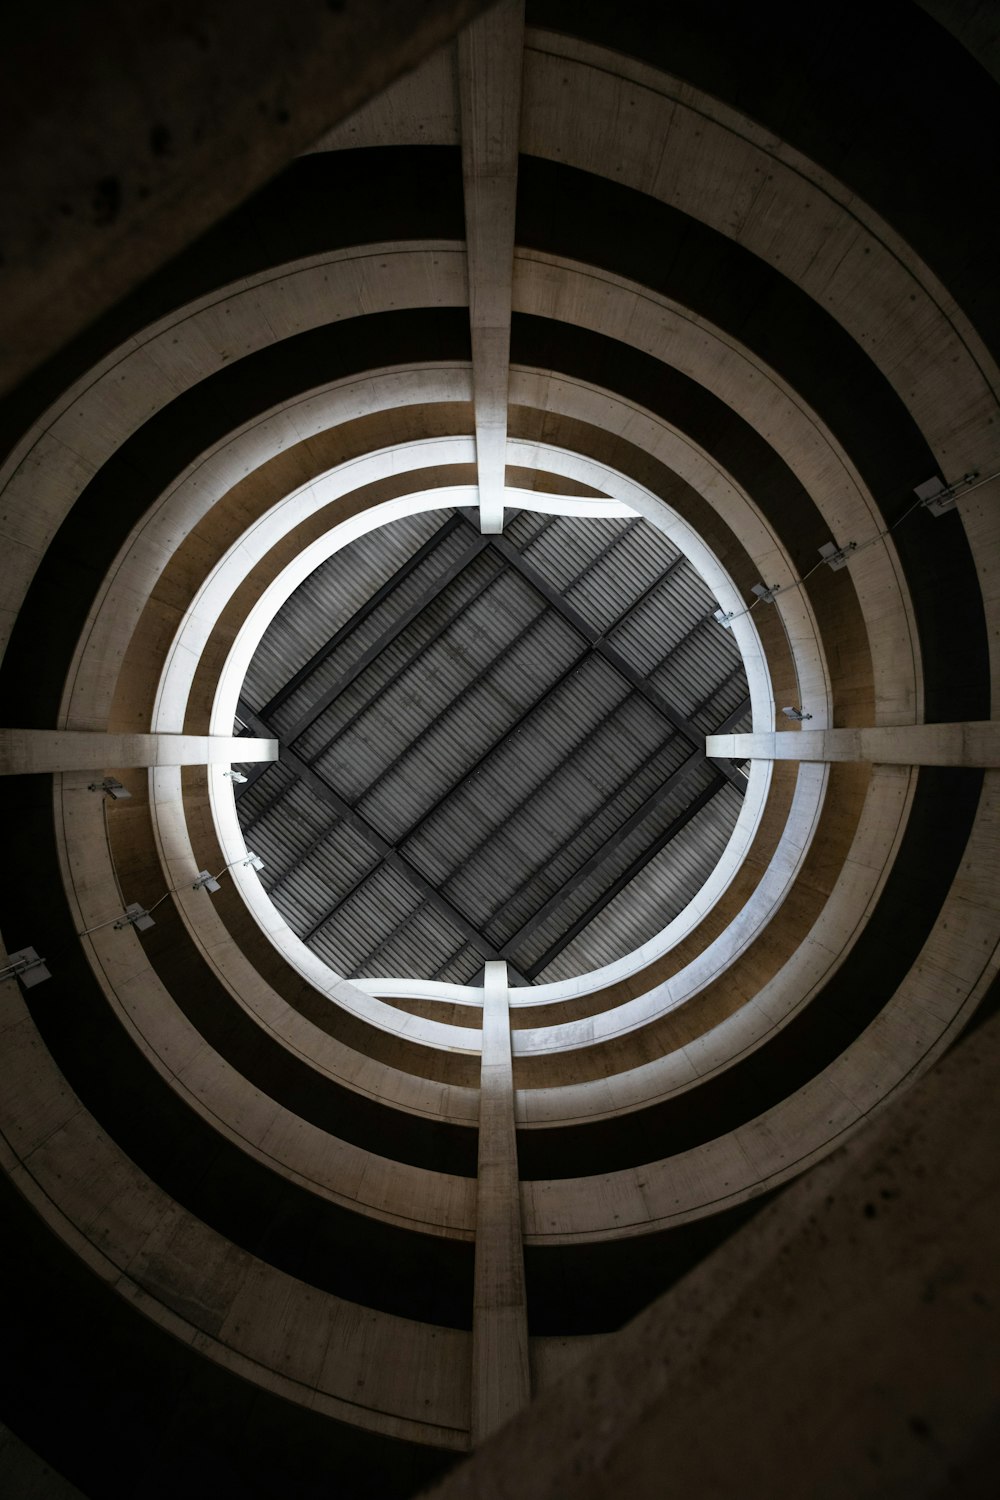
<box><xmin>0</xmin><ymin>1422</ymin><xmax>85</xmax><ymax>1499</ymax></box>
<box><xmin>422</xmin><ymin>1010</ymin><xmax>1000</xmax><ymax>1499</ymax></box>
<box><xmin>0</xmin><ymin>0</ymin><xmax>495</xmax><ymax>396</ymax></box>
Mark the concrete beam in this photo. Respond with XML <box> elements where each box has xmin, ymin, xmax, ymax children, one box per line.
<box><xmin>458</xmin><ymin>0</ymin><xmax>525</xmax><ymax>533</ymax></box>
<box><xmin>0</xmin><ymin>731</ymin><xmax>276</xmax><ymax>776</ymax></box>
<box><xmin>472</xmin><ymin>961</ymin><xmax>530</xmax><ymax>1442</ymax></box>
<box><xmin>0</xmin><ymin>0</ymin><xmax>495</xmax><ymax>397</ymax></box>
<box><xmin>707</xmin><ymin>721</ymin><xmax>1000</xmax><ymax>767</ymax></box>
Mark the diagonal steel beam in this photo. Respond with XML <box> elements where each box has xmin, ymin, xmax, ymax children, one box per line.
<box><xmin>521</xmin><ymin>775</ymin><xmax>728</xmax><ymax>980</ymax></box>
<box><xmin>238</xmin><ymin>702</ymin><xmax>529</xmax><ymax>982</ymax></box>
<box><xmin>233</xmin><ymin>750</ymin><xmax>278</xmax><ymax>803</ymax></box>
<box><xmin>495</xmin><ymin>682</ymin><xmax>749</xmax><ymax>964</ymax></box>
<box><xmin>479</xmin><ymin>676</ymin><xmax>748</xmax><ymax>946</ymax></box>
<box><xmin>347</xmin><ymin>521</ymin><xmax>567</xmax><ymax>813</ymax></box>
<box><xmin>393</xmin><ymin>646</ymin><xmax>590</xmax><ymax>854</ymax></box>
<box><xmin>406</xmin><ymin>676</ymin><xmax>676</xmax><ymax>921</ymax></box>
<box><xmin>462</xmin><ymin>515</ymin><xmax>747</xmax><ymax>793</ymax></box>
<box><xmin>560</xmin><ymin>514</ymin><xmax>643</xmax><ymax>597</ymax></box>
<box><xmin>264</xmin><ymin>816</ymin><xmax>373</xmax><ymax>902</ymax></box>
<box><xmin>299</xmin><ymin>548</ymin><xmax>514</xmax><ymax>772</ymax></box>
<box><xmin>358</xmin><ymin>605</ymin><xmax>560</xmax><ymax>814</ymax></box>
<box><xmin>478</xmin><ymin>731</ymin><xmax>684</xmax><ymax>942</ymax></box>
<box><xmin>496</xmin><ymin>745</ymin><xmax>708</xmax><ymax>960</ymax></box>
<box><xmin>261</xmin><ymin>513</ymin><xmax>467</xmax><ymax>720</ymax></box>
<box><xmin>603</xmin><ymin>548</ymin><xmax>688</xmax><ymax>642</ymax></box>
<box><xmin>299</xmin><ymin>854</ymin><xmax>530</xmax><ymax>988</ymax></box>
<box><xmin>429</xmin><ymin>940</ymin><xmax>478</xmax><ymax>984</ymax></box>
<box><xmin>712</xmin><ymin>693</ymin><xmax>753</xmax><ymax>735</ymax></box>
<box><xmin>280</xmin><ymin>528</ymin><xmax>492</xmax><ymax>747</ymax></box>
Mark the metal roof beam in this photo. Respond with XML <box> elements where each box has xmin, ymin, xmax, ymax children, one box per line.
<box><xmin>299</xmin><ymin>549</ymin><xmax>514</xmax><ymax>770</ymax></box>
<box><xmin>712</xmin><ymin>693</ymin><xmax>753</xmax><ymax>735</ymax></box>
<box><xmin>478</xmin><ymin>729</ymin><xmax>684</xmax><ymax>941</ymax></box>
<box><xmin>603</xmin><ymin>548</ymin><xmax>688</xmax><ymax>641</ymax></box>
<box><xmin>477</xmin><ymin>677</ymin><xmax>750</xmax><ymax>943</ymax></box>
<box><xmin>497</xmin><ymin>745</ymin><xmax>709</xmax><ymax>959</ymax></box>
<box><xmin>264</xmin><ymin>819</ymin><xmax>372</xmax><ymax>903</ymax></box>
<box><xmin>260</xmin><ymin>513</ymin><xmax>467</xmax><ymax>720</ymax></box>
<box><xmin>414</xmin><ymin>680</ymin><xmax>677</xmax><ymax>917</ymax></box>
<box><xmin>280</xmin><ymin>528</ymin><xmax>492</xmax><ymax>747</ymax></box>
<box><xmin>430</xmin><ymin>943</ymin><xmax>478</xmax><ymax>983</ymax></box>
<box><xmin>557</xmin><ymin>514</ymin><xmax>642</xmax><ymax>595</ymax></box>
<box><xmin>465</xmin><ymin>518</ymin><xmax>747</xmax><ymax>793</ymax></box>
<box><xmin>232</xmin><ymin>752</ymin><xmax>278</xmax><ymax>803</ymax></box>
<box><xmin>493</xmin><ymin>689</ymin><xmax>749</xmax><ymax>959</ymax></box>
<box><xmin>239</xmin><ymin>701</ymin><xmax>530</xmax><ymax>981</ymax></box>
<box><xmin>523</xmin><ymin>775</ymin><xmax>728</xmax><ymax>980</ymax></box>
<box><xmin>351</xmin><ymin>536</ymin><xmax>568</xmax><ymax>813</ymax></box>
<box><xmin>304</xmin><ymin>516</ymin><xmax>566</xmax><ymax>771</ymax></box>
<box><xmin>395</xmin><ymin>646</ymin><xmax>612</xmax><ymax>853</ymax></box>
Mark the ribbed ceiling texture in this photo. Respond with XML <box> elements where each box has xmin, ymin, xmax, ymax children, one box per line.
<box><xmin>235</xmin><ymin>508</ymin><xmax>749</xmax><ymax>984</ymax></box>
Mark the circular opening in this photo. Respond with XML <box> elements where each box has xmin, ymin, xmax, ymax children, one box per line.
<box><xmin>233</xmin><ymin>502</ymin><xmax>751</xmax><ymax>986</ymax></box>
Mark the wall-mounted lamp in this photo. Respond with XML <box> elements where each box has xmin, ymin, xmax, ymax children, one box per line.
<box><xmin>223</xmin><ymin>770</ymin><xmax>248</xmax><ymax>784</ymax></box>
<box><xmin>1</xmin><ymin>947</ymin><xmax>51</xmax><ymax>988</ymax></box>
<box><xmin>750</xmin><ymin>582</ymin><xmax>780</xmax><ymax>604</ymax></box>
<box><xmin>818</xmin><ymin>541</ymin><xmax>857</xmax><ymax>571</ymax></box>
<box><xmin>192</xmin><ymin>870</ymin><xmax>222</xmax><ymax>892</ymax></box>
<box><xmin>88</xmin><ymin>777</ymin><xmax>131</xmax><ymax>799</ymax></box>
<box><xmin>112</xmin><ymin>902</ymin><xmax>156</xmax><ymax>932</ymax></box>
<box><xmin>781</xmin><ymin>706</ymin><xmax>813</xmax><ymax>722</ymax></box>
<box><xmin>914</xmin><ymin>472</ymin><xmax>979</xmax><ymax>517</ymax></box>
<box><xmin>713</xmin><ymin>608</ymin><xmax>735</xmax><ymax>629</ymax></box>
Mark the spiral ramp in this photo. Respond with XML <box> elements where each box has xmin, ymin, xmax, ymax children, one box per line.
<box><xmin>1</xmin><ymin>4</ymin><xmax>998</xmax><ymax>1496</ymax></box>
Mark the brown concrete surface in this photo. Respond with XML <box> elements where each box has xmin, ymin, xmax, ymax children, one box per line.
<box><xmin>0</xmin><ymin>0</ymin><xmax>495</xmax><ymax>396</ymax></box>
<box><xmin>421</xmin><ymin>1008</ymin><xmax>1000</xmax><ymax>1500</ymax></box>
<box><xmin>0</xmin><ymin>1423</ymin><xmax>86</xmax><ymax>1500</ymax></box>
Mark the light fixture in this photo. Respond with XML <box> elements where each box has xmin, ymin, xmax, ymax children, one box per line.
<box><xmin>113</xmin><ymin>902</ymin><xmax>156</xmax><ymax>932</ymax></box>
<box><xmin>1</xmin><ymin>947</ymin><xmax>51</xmax><ymax>987</ymax></box>
<box><xmin>192</xmin><ymin>870</ymin><xmax>222</xmax><ymax>892</ymax></box>
<box><xmin>88</xmin><ymin>777</ymin><xmax>131</xmax><ymax>799</ymax></box>
<box><xmin>818</xmin><ymin>540</ymin><xmax>857</xmax><ymax>571</ymax></box>
<box><xmin>751</xmin><ymin>582</ymin><xmax>779</xmax><ymax>604</ymax></box>
<box><xmin>713</xmin><ymin>608</ymin><xmax>735</xmax><ymax>629</ymax></box>
<box><xmin>241</xmin><ymin>852</ymin><xmax>265</xmax><ymax>871</ymax></box>
<box><xmin>781</xmin><ymin>706</ymin><xmax>813</xmax><ymax>722</ymax></box>
<box><xmin>914</xmin><ymin>472</ymin><xmax>978</xmax><ymax>517</ymax></box>
<box><xmin>223</xmin><ymin>769</ymin><xmax>248</xmax><ymax>783</ymax></box>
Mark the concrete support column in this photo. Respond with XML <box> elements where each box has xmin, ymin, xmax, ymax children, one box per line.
<box><xmin>0</xmin><ymin>731</ymin><xmax>276</xmax><ymax>776</ymax></box>
<box><xmin>707</xmin><ymin>721</ymin><xmax>1000</xmax><ymax>767</ymax></box>
<box><xmin>458</xmin><ymin>0</ymin><xmax>525</xmax><ymax>535</ymax></box>
<box><xmin>472</xmin><ymin>960</ymin><xmax>530</xmax><ymax>1442</ymax></box>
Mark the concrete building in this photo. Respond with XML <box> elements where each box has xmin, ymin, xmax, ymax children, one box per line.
<box><xmin>1</xmin><ymin>3</ymin><xmax>998</xmax><ymax>1496</ymax></box>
